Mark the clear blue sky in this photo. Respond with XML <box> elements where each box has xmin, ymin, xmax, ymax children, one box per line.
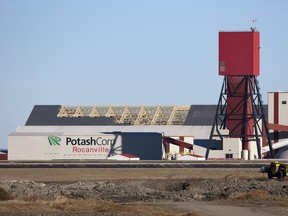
<box><xmin>1</xmin><ymin>0</ymin><xmax>288</xmax><ymax>148</ymax></box>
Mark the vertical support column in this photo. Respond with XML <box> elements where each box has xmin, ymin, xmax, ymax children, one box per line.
<box><xmin>205</xmin><ymin>77</ymin><xmax>227</xmax><ymax>159</ymax></box>
<box><xmin>274</xmin><ymin>92</ymin><xmax>279</xmax><ymax>143</ymax></box>
<box><xmin>254</xmin><ymin>77</ymin><xmax>274</xmax><ymax>158</ymax></box>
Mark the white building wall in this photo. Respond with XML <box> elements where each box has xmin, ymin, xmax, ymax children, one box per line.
<box><xmin>169</xmin><ymin>144</ymin><xmax>179</xmax><ymax>154</ymax></box>
<box><xmin>184</xmin><ymin>136</ymin><xmax>194</xmax><ymax>144</ymax></box>
<box><xmin>193</xmin><ymin>138</ymin><xmax>242</xmax><ymax>159</ymax></box>
<box><xmin>222</xmin><ymin>138</ymin><xmax>242</xmax><ymax>159</ymax></box>
<box><xmin>13</xmin><ymin>125</ymin><xmax>211</xmax><ymax>140</ymax></box>
<box><xmin>168</xmin><ymin>136</ymin><xmax>193</xmax><ymax>155</ymax></box>
<box><xmin>8</xmin><ymin>133</ymin><xmax>122</xmax><ymax>161</ymax></box>
<box><xmin>248</xmin><ymin>141</ymin><xmax>258</xmax><ymax>160</ymax></box>
<box><xmin>268</xmin><ymin>92</ymin><xmax>274</xmax><ymax>124</ymax></box>
<box><xmin>279</xmin><ymin>93</ymin><xmax>288</xmax><ymax>125</ymax></box>
<box><xmin>9</xmin><ymin>125</ymin><xmax>209</xmax><ymax>160</ymax></box>
<box><xmin>268</xmin><ymin>92</ymin><xmax>288</xmax><ymax>125</ymax></box>
<box><xmin>177</xmin><ymin>155</ymin><xmax>205</xmax><ymax>161</ymax></box>
<box><xmin>193</xmin><ymin>145</ymin><xmax>208</xmax><ymax>157</ymax></box>
<box><xmin>107</xmin><ymin>155</ymin><xmax>140</xmax><ymax>160</ymax></box>
<box><xmin>193</xmin><ymin>144</ymin><xmax>225</xmax><ymax>158</ymax></box>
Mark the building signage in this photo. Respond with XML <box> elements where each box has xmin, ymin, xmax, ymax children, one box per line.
<box><xmin>48</xmin><ymin>136</ymin><xmax>61</xmax><ymax>145</ymax></box>
<box><xmin>47</xmin><ymin>135</ymin><xmax>118</xmax><ymax>158</ymax></box>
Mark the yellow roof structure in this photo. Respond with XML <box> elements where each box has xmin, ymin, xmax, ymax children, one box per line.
<box><xmin>57</xmin><ymin>105</ymin><xmax>191</xmax><ymax>126</ymax></box>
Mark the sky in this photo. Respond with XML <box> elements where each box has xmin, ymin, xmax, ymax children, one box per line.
<box><xmin>1</xmin><ymin>0</ymin><xmax>288</xmax><ymax>148</ymax></box>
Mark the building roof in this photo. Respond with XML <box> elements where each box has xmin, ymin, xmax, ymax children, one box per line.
<box><xmin>26</xmin><ymin>105</ymin><xmax>114</xmax><ymax>126</ymax></box>
<box><xmin>184</xmin><ymin>105</ymin><xmax>217</xmax><ymax>125</ymax></box>
<box><xmin>25</xmin><ymin>104</ymin><xmax>268</xmax><ymax>127</ymax></box>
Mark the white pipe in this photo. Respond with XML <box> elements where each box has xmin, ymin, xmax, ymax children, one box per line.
<box><xmin>261</xmin><ymin>139</ymin><xmax>288</xmax><ymax>153</ymax></box>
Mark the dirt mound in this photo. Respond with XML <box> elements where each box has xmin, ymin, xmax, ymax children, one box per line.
<box><xmin>1</xmin><ymin>176</ymin><xmax>288</xmax><ymax>203</ymax></box>
<box><xmin>1</xmin><ymin>168</ymin><xmax>288</xmax><ymax>215</ymax></box>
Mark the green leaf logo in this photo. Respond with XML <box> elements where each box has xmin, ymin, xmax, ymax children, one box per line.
<box><xmin>48</xmin><ymin>136</ymin><xmax>61</xmax><ymax>145</ymax></box>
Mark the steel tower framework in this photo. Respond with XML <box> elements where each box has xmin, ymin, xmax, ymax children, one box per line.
<box><xmin>206</xmin><ymin>75</ymin><xmax>274</xmax><ymax>159</ymax></box>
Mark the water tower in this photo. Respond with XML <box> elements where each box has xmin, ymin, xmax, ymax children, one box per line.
<box><xmin>206</xmin><ymin>29</ymin><xmax>274</xmax><ymax>159</ymax></box>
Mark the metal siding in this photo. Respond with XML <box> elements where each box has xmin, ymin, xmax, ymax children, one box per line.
<box><xmin>253</xmin><ymin>32</ymin><xmax>260</xmax><ymax>75</ymax></box>
<box><xmin>26</xmin><ymin>105</ymin><xmax>115</xmax><ymax>126</ymax></box>
<box><xmin>219</xmin><ymin>31</ymin><xmax>260</xmax><ymax>76</ymax></box>
<box><xmin>0</xmin><ymin>154</ymin><xmax>7</xmax><ymax>160</ymax></box>
<box><xmin>184</xmin><ymin>105</ymin><xmax>217</xmax><ymax>125</ymax></box>
<box><xmin>274</xmin><ymin>92</ymin><xmax>279</xmax><ymax>124</ymax></box>
<box><xmin>268</xmin><ymin>93</ymin><xmax>274</xmax><ymax>124</ymax></box>
<box><xmin>169</xmin><ymin>144</ymin><xmax>180</xmax><ymax>154</ymax></box>
<box><xmin>184</xmin><ymin>137</ymin><xmax>194</xmax><ymax>144</ymax></box>
<box><xmin>8</xmin><ymin>134</ymin><xmax>121</xmax><ymax>160</ymax></box>
<box><xmin>9</xmin><ymin>131</ymin><xmax>163</xmax><ymax>161</ymax></box>
<box><xmin>121</xmin><ymin>133</ymin><xmax>163</xmax><ymax>160</ymax></box>
<box><xmin>279</xmin><ymin>93</ymin><xmax>288</xmax><ymax>125</ymax></box>
<box><xmin>26</xmin><ymin>105</ymin><xmax>245</xmax><ymax>127</ymax></box>
<box><xmin>274</xmin><ymin>92</ymin><xmax>279</xmax><ymax>142</ymax></box>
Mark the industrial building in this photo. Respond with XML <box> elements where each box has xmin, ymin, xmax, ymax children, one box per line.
<box><xmin>7</xmin><ymin>97</ymin><xmax>288</xmax><ymax>161</ymax></box>
<box><xmin>8</xmin><ymin>105</ymin><xmax>214</xmax><ymax>160</ymax></box>
<box><xmin>9</xmin><ymin>129</ymin><xmax>163</xmax><ymax>160</ymax></box>
<box><xmin>265</xmin><ymin>92</ymin><xmax>288</xmax><ymax>158</ymax></box>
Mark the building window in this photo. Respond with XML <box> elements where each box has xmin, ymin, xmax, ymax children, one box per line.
<box><xmin>282</xmin><ymin>101</ymin><xmax>287</xmax><ymax>105</ymax></box>
<box><xmin>220</xmin><ymin>61</ymin><xmax>225</xmax><ymax>72</ymax></box>
<box><xmin>225</xmin><ymin>153</ymin><xmax>233</xmax><ymax>159</ymax></box>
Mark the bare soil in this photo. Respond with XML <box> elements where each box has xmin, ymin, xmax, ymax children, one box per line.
<box><xmin>0</xmin><ymin>168</ymin><xmax>288</xmax><ymax>215</ymax></box>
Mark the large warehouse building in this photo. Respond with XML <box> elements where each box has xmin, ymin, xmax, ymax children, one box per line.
<box><xmin>9</xmin><ymin>105</ymin><xmax>216</xmax><ymax>160</ymax></box>
<box><xmin>8</xmin><ymin>98</ymin><xmax>288</xmax><ymax>161</ymax></box>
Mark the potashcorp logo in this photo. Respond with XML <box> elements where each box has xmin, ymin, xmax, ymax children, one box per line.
<box><xmin>48</xmin><ymin>136</ymin><xmax>61</xmax><ymax>145</ymax></box>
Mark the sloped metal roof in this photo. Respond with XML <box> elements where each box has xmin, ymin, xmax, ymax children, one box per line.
<box><xmin>25</xmin><ymin>105</ymin><xmax>114</xmax><ymax>126</ymax></box>
<box><xmin>26</xmin><ymin>105</ymin><xmax>191</xmax><ymax>126</ymax></box>
<box><xmin>25</xmin><ymin>104</ymin><xmax>267</xmax><ymax>127</ymax></box>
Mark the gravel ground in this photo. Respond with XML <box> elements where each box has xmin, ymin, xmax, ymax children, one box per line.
<box><xmin>1</xmin><ymin>168</ymin><xmax>288</xmax><ymax>215</ymax></box>
<box><xmin>1</xmin><ymin>177</ymin><xmax>288</xmax><ymax>202</ymax></box>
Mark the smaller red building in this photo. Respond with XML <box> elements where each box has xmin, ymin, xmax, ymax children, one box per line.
<box><xmin>0</xmin><ymin>152</ymin><xmax>7</xmax><ymax>160</ymax></box>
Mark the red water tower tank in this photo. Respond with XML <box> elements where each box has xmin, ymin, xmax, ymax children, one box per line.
<box><xmin>219</xmin><ymin>31</ymin><xmax>260</xmax><ymax>76</ymax></box>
